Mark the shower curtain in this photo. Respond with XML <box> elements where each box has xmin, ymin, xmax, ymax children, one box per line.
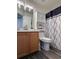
<box><xmin>45</xmin><ymin>14</ymin><xmax>61</xmax><ymax>50</ymax></box>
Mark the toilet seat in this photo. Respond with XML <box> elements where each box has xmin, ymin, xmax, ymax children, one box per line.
<box><xmin>40</xmin><ymin>37</ymin><xmax>51</xmax><ymax>43</ymax></box>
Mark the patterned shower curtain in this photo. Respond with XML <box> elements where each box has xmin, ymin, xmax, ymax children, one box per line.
<box><xmin>45</xmin><ymin>14</ymin><xmax>61</xmax><ymax>50</ymax></box>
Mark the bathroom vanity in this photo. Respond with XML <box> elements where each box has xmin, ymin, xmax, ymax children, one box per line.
<box><xmin>17</xmin><ymin>4</ymin><xmax>44</xmax><ymax>58</ymax></box>
<box><xmin>17</xmin><ymin>30</ymin><xmax>39</xmax><ymax>58</ymax></box>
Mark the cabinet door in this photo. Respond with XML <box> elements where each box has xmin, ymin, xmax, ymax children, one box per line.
<box><xmin>29</xmin><ymin>32</ymin><xmax>39</xmax><ymax>53</ymax></box>
<box><xmin>17</xmin><ymin>32</ymin><xmax>29</xmax><ymax>57</ymax></box>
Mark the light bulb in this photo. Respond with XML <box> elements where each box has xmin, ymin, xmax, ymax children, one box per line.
<box><xmin>24</xmin><ymin>5</ymin><xmax>27</xmax><ymax>10</ymax></box>
<box><xmin>18</xmin><ymin>4</ymin><xmax>21</xmax><ymax>8</ymax></box>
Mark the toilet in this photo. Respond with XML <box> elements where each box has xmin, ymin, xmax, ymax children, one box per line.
<box><xmin>39</xmin><ymin>32</ymin><xmax>51</xmax><ymax>51</ymax></box>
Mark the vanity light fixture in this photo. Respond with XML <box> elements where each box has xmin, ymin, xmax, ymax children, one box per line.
<box><xmin>17</xmin><ymin>0</ymin><xmax>33</xmax><ymax>11</ymax></box>
<box><xmin>26</xmin><ymin>5</ymin><xmax>33</xmax><ymax>10</ymax></box>
<box><xmin>17</xmin><ymin>0</ymin><xmax>24</xmax><ymax>8</ymax></box>
<box><xmin>18</xmin><ymin>4</ymin><xmax>21</xmax><ymax>8</ymax></box>
<box><xmin>24</xmin><ymin>4</ymin><xmax>33</xmax><ymax>10</ymax></box>
<box><xmin>17</xmin><ymin>0</ymin><xmax>24</xmax><ymax>6</ymax></box>
<box><xmin>24</xmin><ymin>5</ymin><xmax>27</xmax><ymax>10</ymax></box>
<box><xmin>24</xmin><ymin>4</ymin><xmax>33</xmax><ymax>12</ymax></box>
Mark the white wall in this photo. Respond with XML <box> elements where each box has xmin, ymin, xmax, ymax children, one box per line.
<box><xmin>37</xmin><ymin>12</ymin><xmax>45</xmax><ymax>23</ymax></box>
<box><xmin>37</xmin><ymin>11</ymin><xmax>46</xmax><ymax>38</ymax></box>
<box><xmin>37</xmin><ymin>11</ymin><xmax>46</xmax><ymax>30</ymax></box>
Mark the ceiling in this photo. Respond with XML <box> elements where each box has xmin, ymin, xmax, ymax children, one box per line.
<box><xmin>18</xmin><ymin>0</ymin><xmax>61</xmax><ymax>13</ymax></box>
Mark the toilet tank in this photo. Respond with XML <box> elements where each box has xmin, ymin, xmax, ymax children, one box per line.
<box><xmin>39</xmin><ymin>32</ymin><xmax>45</xmax><ymax>38</ymax></box>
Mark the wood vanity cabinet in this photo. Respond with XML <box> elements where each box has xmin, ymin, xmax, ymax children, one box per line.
<box><xmin>17</xmin><ymin>32</ymin><xmax>39</xmax><ymax>58</ymax></box>
<box><xmin>29</xmin><ymin>32</ymin><xmax>39</xmax><ymax>53</ymax></box>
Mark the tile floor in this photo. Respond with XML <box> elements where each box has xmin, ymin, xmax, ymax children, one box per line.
<box><xmin>19</xmin><ymin>50</ymin><xmax>61</xmax><ymax>59</ymax></box>
<box><xmin>41</xmin><ymin>50</ymin><xmax>61</xmax><ymax>59</ymax></box>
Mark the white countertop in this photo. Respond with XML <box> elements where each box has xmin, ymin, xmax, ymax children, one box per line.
<box><xmin>17</xmin><ymin>29</ymin><xmax>39</xmax><ymax>32</ymax></box>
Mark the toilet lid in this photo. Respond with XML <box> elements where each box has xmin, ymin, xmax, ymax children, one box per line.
<box><xmin>40</xmin><ymin>37</ymin><xmax>51</xmax><ymax>40</ymax></box>
<box><xmin>40</xmin><ymin>37</ymin><xmax>51</xmax><ymax>43</ymax></box>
